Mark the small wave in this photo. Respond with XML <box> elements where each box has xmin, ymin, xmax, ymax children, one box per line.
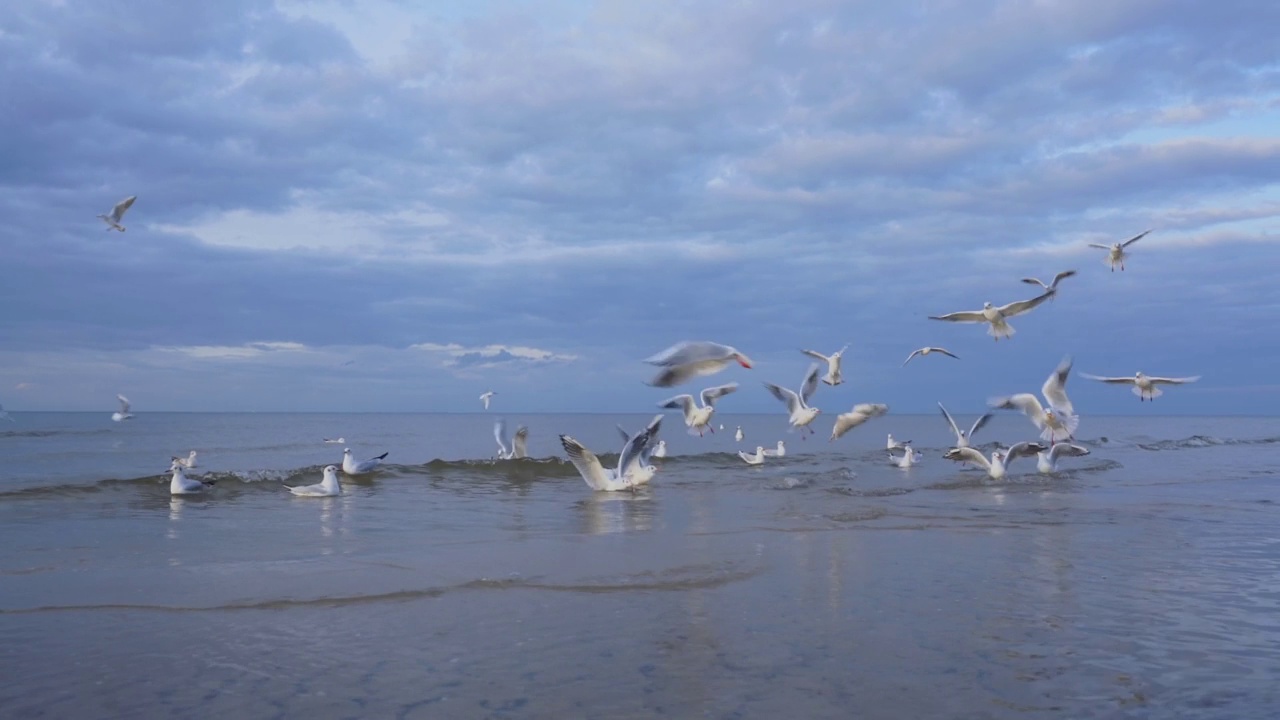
<box><xmin>0</xmin><ymin>428</ymin><xmax>113</xmax><ymax>440</ymax></box>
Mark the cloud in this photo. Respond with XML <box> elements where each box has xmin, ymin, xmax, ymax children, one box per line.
<box><xmin>410</xmin><ymin>342</ymin><xmax>579</xmax><ymax>369</ymax></box>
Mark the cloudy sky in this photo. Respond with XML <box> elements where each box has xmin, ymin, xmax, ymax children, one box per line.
<box><xmin>2</xmin><ymin>0</ymin><xmax>1278</xmax><ymax>414</ymax></box>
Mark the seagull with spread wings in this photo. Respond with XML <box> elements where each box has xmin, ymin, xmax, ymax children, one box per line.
<box><xmin>643</xmin><ymin>341</ymin><xmax>752</xmax><ymax>388</ymax></box>
<box><xmin>928</xmin><ymin>291</ymin><xmax>1054</xmax><ymax>341</ymax></box>
<box><xmin>903</xmin><ymin>346</ymin><xmax>960</xmax><ymax>366</ymax></box>
<box><xmin>1020</xmin><ymin>269</ymin><xmax>1077</xmax><ymax>298</ymax></box>
<box><xmin>938</xmin><ymin>403</ymin><xmax>992</xmax><ymax>449</ymax></box>
<box><xmin>800</xmin><ymin>344</ymin><xmax>848</xmax><ymax>386</ymax></box>
<box><xmin>563</xmin><ymin>415</ymin><xmax>663</xmax><ymax>492</ymax></box>
<box><xmin>944</xmin><ymin>442</ymin><xmax>1046</xmax><ymax>480</ymax></box>
<box><xmin>1080</xmin><ymin>371</ymin><xmax>1200</xmax><ymax>402</ymax></box>
<box><xmin>658</xmin><ymin>382</ymin><xmax>738</xmax><ymax>436</ymax></box>
<box><xmin>989</xmin><ymin>356</ymin><xmax>1079</xmax><ymax>443</ymax></box>
<box><xmin>763</xmin><ymin>363</ymin><xmax>823</xmax><ymax>437</ymax></box>
<box><xmin>98</xmin><ymin>196</ymin><xmax>137</xmax><ymax>232</ymax></box>
<box><xmin>1088</xmin><ymin>229</ymin><xmax>1150</xmax><ymax>272</ymax></box>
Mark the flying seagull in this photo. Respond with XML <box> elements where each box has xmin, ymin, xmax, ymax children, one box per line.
<box><xmin>1020</xmin><ymin>269</ymin><xmax>1078</xmax><ymax>297</ymax></box>
<box><xmin>479</xmin><ymin>391</ymin><xmax>495</xmax><ymax>410</ymax></box>
<box><xmin>830</xmin><ymin>403</ymin><xmax>889</xmax><ymax>442</ymax></box>
<box><xmin>658</xmin><ymin>382</ymin><xmax>739</xmax><ymax>436</ymax></box>
<box><xmin>1088</xmin><ymin>229</ymin><xmax>1150</xmax><ymax>272</ymax></box>
<box><xmin>643</xmin><ymin>341</ymin><xmax>752</xmax><ymax>388</ymax></box>
<box><xmin>989</xmin><ymin>356</ymin><xmax>1079</xmax><ymax>443</ymax></box>
<box><xmin>1079</xmin><ymin>371</ymin><xmax>1200</xmax><ymax>402</ymax></box>
<box><xmin>903</xmin><ymin>346</ymin><xmax>959</xmax><ymax>366</ymax></box>
<box><xmin>1036</xmin><ymin>443</ymin><xmax>1091</xmax><ymax>474</ymax></box>
<box><xmin>763</xmin><ymin>363</ymin><xmax>823</xmax><ymax>437</ymax></box>
<box><xmin>800</xmin><ymin>344</ymin><xmax>849</xmax><ymax>386</ymax></box>
<box><xmin>928</xmin><ymin>291</ymin><xmax>1054</xmax><ymax>341</ymax></box>
<box><xmin>938</xmin><ymin>403</ymin><xmax>992</xmax><ymax>449</ymax></box>
<box><xmin>98</xmin><ymin>196</ymin><xmax>137</xmax><ymax>232</ymax></box>
<box><xmin>944</xmin><ymin>443</ymin><xmax>1046</xmax><ymax>480</ymax></box>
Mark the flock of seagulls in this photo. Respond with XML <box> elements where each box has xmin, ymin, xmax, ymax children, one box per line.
<box><xmin>81</xmin><ymin>208</ymin><xmax>1196</xmax><ymax>495</ymax></box>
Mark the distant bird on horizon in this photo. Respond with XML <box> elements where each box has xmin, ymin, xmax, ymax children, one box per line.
<box><xmin>800</xmin><ymin>344</ymin><xmax>849</xmax><ymax>386</ymax></box>
<box><xmin>643</xmin><ymin>341</ymin><xmax>752</xmax><ymax>388</ymax></box>
<box><xmin>929</xmin><ymin>291</ymin><xmax>1054</xmax><ymax>341</ymax></box>
<box><xmin>323</xmin><ymin>437</ymin><xmax>346</xmax><ymax>444</ymax></box>
<box><xmin>1088</xmin><ymin>229</ymin><xmax>1150</xmax><ymax>272</ymax></box>
<box><xmin>1020</xmin><ymin>269</ymin><xmax>1077</xmax><ymax>298</ymax></box>
<box><xmin>479</xmin><ymin>391</ymin><xmax>495</xmax><ymax>410</ymax></box>
<box><xmin>97</xmin><ymin>195</ymin><xmax>137</xmax><ymax>232</ymax></box>
<box><xmin>903</xmin><ymin>346</ymin><xmax>959</xmax><ymax>366</ymax></box>
<box><xmin>111</xmin><ymin>394</ymin><xmax>133</xmax><ymax>422</ymax></box>
<box><xmin>1080</xmin><ymin>371</ymin><xmax>1200</xmax><ymax>402</ymax></box>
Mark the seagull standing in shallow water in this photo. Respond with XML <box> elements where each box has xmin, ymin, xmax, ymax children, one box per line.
<box><xmin>890</xmin><ymin>444</ymin><xmax>921</xmax><ymax>468</ymax></box>
<box><xmin>1088</xmin><ymin>229</ymin><xmax>1150</xmax><ymax>272</ymax></box>
<box><xmin>97</xmin><ymin>195</ymin><xmax>137</xmax><ymax>231</ymax></box>
<box><xmin>169</xmin><ymin>460</ymin><xmax>215</xmax><ymax>495</ymax></box>
<box><xmin>929</xmin><ymin>291</ymin><xmax>1054</xmax><ymax>341</ymax></box>
<box><xmin>563</xmin><ymin>415</ymin><xmax>663</xmax><ymax>492</ymax></box>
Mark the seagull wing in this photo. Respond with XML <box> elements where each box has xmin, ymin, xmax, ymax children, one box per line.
<box><xmin>560</xmin><ymin>435</ymin><xmax>612</xmax><ymax>491</ymax></box>
<box><xmin>1020</xmin><ymin>277</ymin><xmax>1048</xmax><ymax>289</ymax></box>
<box><xmin>647</xmin><ymin>360</ymin><xmax>722</xmax><ymax>388</ymax></box>
<box><xmin>929</xmin><ymin>310</ymin><xmax>986</xmax><ymax>323</ymax></box>
<box><xmin>799</xmin><ymin>363</ymin><xmax>821</xmax><ymax>405</ymax></box>
<box><xmin>763</xmin><ymin>382</ymin><xmax>801</xmax><ymax>414</ymax></box>
<box><xmin>616</xmin><ymin>424</ymin><xmax>633</xmax><ymax>444</ymax></box>
<box><xmin>658</xmin><ymin>394</ymin><xmax>696</xmax><ymax>420</ymax></box>
<box><xmin>937</xmin><ymin>402</ymin><xmax>962</xmax><ymax>442</ymax></box>
<box><xmin>902</xmin><ymin>349</ymin><xmax>923</xmax><ymax>366</ymax></box>
<box><xmin>997</xmin><ymin>291</ymin><xmax>1053</xmax><ymax>317</ymax></box>
<box><xmin>617</xmin><ymin>415</ymin><xmax>661</xmax><ymax>478</ymax></box>
<box><xmin>513</xmin><ymin>426</ymin><xmax>528</xmax><ymax>458</ymax></box>
<box><xmin>944</xmin><ymin>446</ymin><xmax>991</xmax><ymax>472</ymax></box>
<box><xmin>111</xmin><ymin>196</ymin><xmax>137</xmax><ymax>221</ymax></box>
<box><xmin>1121</xmin><ymin>229</ymin><xmax>1152</xmax><ymax>248</ymax></box>
<box><xmin>1080</xmin><ymin>373</ymin><xmax>1136</xmax><ymax>385</ymax></box>
<box><xmin>1005</xmin><ymin>442</ymin><xmax>1049</xmax><ymax>466</ymax></box>
<box><xmin>967</xmin><ymin>412</ymin><xmax>994</xmax><ymax>439</ymax></box>
<box><xmin>1050</xmin><ymin>270</ymin><xmax>1077</xmax><ymax>288</ymax></box>
<box><xmin>644</xmin><ymin>341</ymin><xmax>734</xmax><ymax>367</ymax></box>
<box><xmin>989</xmin><ymin>393</ymin><xmax>1048</xmax><ymax>426</ymax></box>
<box><xmin>493</xmin><ymin>419</ymin><xmax>511</xmax><ymax>456</ymax></box>
<box><xmin>1147</xmin><ymin>375</ymin><xmax>1201</xmax><ymax>385</ymax></box>
<box><xmin>1041</xmin><ymin>356</ymin><xmax>1075</xmax><ymax>415</ymax></box>
<box><xmin>117</xmin><ymin>394</ymin><xmax>130</xmax><ymax>413</ymax></box>
<box><xmin>1087</xmin><ymin>243</ymin><xmax>1112</xmax><ymax>250</ymax></box>
<box><xmin>699</xmin><ymin>382</ymin><xmax>739</xmax><ymax>407</ymax></box>
<box><xmin>1048</xmin><ymin>443</ymin><xmax>1090</xmax><ymax>462</ymax></box>
<box><xmin>800</xmin><ymin>349</ymin><xmax>831</xmax><ymax>364</ymax></box>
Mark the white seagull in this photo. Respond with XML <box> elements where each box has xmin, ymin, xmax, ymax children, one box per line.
<box><xmin>285</xmin><ymin>465</ymin><xmax>342</xmax><ymax>497</ymax></box>
<box><xmin>830</xmin><ymin>403</ymin><xmax>889</xmax><ymax>442</ymax></box>
<box><xmin>1080</xmin><ymin>371</ymin><xmax>1201</xmax><ymax>402</ymax></box>
<box><xmin>171</xmin><ymin>451</ymin><xmax>198</xmax><ymax>469</ymax></box>
<box><xmin>479</xmin><ymin>391</ymin><xmax>496</xmax><ymax>410</ymax></box>
<box><xmin>944</xmin><ymin>442</ymin><xmax>1046</xmax><ymax>480</ymax></box>
<box><xmin>614</xmin><ymin>415</ymin><xmax>666</xmax><ymax>485</ymax></box>
<box><xmin>739</xmin><ymin>446</ymin><xmax>766</xmax><ymax>465</ymax></box>
<box><xmin>889</xmin><ymin>444</ymin><xmax>921</xmax><ymax>468</ymax></box>
<box><xmin>0</xmin><ymin>403</ymin><xmax>13</xmax><ymax>422</ymax></box>
<box><xmin>929</xmin><ymin>291</ymin><xmax>1054</xmax><ymax>341</ymax></box>
<box><xmin>763</xmin><ymin>363</ymin><xmax>823</xmax><ymax>437</ymax></box>
<box><xmin>762</xmin><ymin>440</ymin><xmax>786</xmax><ymax>457</ymax></box>
<box><xmin>938</xmin><ymin>403</ymin><xmax>993</xmax><ymax>449</ymax></box>
<box><xmin>886</xmin><ymin>434</ymin><xmax>910</xmax><ymax>451</ymax></box>
<box><xmin>800</xmin><ymin>344</ymin><xmax>849</xmax><ymax>386</ymax></box>
<box><xmin>734</xmin><ymin>426</ymin><xmax>743</xmax><ymax>442</ymax></box>
<box><xmin>659</xmin><ymin>383</ymin><xmax>739</xmax><ymax>436</ymax></box>
<box><xmin>111</xmin><ymin>394</ymin><xmax>133</xmax><ymax>422</ymax></box>
<box><xmin>494</xmin><ymin>419</ymin><xmax>529</xmax><ymax>459</ymax></box>
<box><xmin>562</xmin><ymin>415</ymin><xmax>663</xmax><ymax>492</ymax></box>
<box><xmin>1036</xmin><ymin>443</ymin><xmax>1091</xmax><ymax>474</ymax></box>
<box><xmin>323</xmin><ymin>437</ymin><xmax>346</xmax><ymax>444</ymax></box>
<box><xmin>989</xmin><ymin>356</ymin><xmax>1079</xmax><ymax>443</ymax></box>
<box><xmin>97</xmin><ymin>195</ymin><xmax>137</xmax><ymax>232</ymax></box>
<box><xmin>168</xmin><ymin>460</ymin><xmax>215</xmax><ymax>495</ymax></box>
<box><xmin>1020</xmin><ymin>269</ymin><xmax>1078</xmax><ymax>297</ymax></box>
<box><xmin>903</xmin><ymin>346</ymin><xmax>960</xmax><ymax>366</ymax></box>
<box><xmin>1088</xmin><ymin>229</ymin><xmax>1150</xmax><ymax>272</ymax></box>
<box><xmin>651</xmin><ymin>440</ymin><xmax>667</xmax><ymax>458</ymax></box>
<box><xmin>342</xmin><ymin>448</ymin><xmax>388</xmax><ymax>475</ymax></box>
<box><xmin>644</xmin><ymin>341</ymin><xmax>753</xmax><ymax>388</ymax></box>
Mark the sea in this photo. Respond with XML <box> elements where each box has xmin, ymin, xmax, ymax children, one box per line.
<box><xmin>1</xmin><ymin>411</ymin><xmax>1278</xmax><ymax>719</ymax></box>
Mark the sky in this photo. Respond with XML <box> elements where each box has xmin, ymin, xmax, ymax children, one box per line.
<box><xmin>1</xmin><ymin>0</ymin><xmax>1278</xmax><ymax>415</ymax></box>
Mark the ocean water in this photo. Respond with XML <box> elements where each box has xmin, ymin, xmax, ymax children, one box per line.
<box><xmin>2</xmin><ymin>411</ymin><xmax>1279</xmax><ymax>718</ymax></box>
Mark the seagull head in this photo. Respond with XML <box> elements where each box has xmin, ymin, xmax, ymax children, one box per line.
<box><xmin>343</xmin><ymin>448</ymin><xmax>351</xmax><ymax>455</ymax></box>
<box><xmin>733</xmin><ymin>351</ymin><xmax>753</xmax><ymax>369</ymax></box>
<box><xmin>1135</xmin><ymin>371</ymin><xmax>1145</xmax><ymax>379</ymax></box>
<box><xmin>993</xmin><ymin>451</ymin><xmax>1005</xmax><ymax>462</ymax></box>
<box><xmin>982</xmin><ymin>302</ymin><xmax>993</xmax><ymax>309</ymax></box>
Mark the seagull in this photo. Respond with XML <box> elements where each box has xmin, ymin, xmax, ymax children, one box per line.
<box><xmin>0</xmin><ymin>403</ymin><xmax>12</xmax><ymax>422</ymax></box>
<box><xmin>938</xmin><ymin>403</ymin><xmax>992</xmax><ymax>449</ymax></box>
<box><xmin>889</xmin><ymin>444</ymin><xmax>921</xmax><ymax>468</ymax></box>
<box><xmin>830</xmin><ymin>403</ymin><xmax>889</xmax><ymax>442</ymax></box>
<box><xmin>659</xmin><ymin>383</ymin><xmax>739</xmax><ymax>436</ymax></box>
<box><xmin>323</xmin><ymin>437</ymin><xmax>346</xmax><ymax>444</ymax></box>
<box><xmin>651</xmin><ymin>440</ymin><xmax>667</xmax><ymax>458</ymax></box>
<box><xmin>800</xmin><ymin>344</ymin><xmax>849</xmax><ymax>386</ymax></box>
<box><xmin>763</xmin><ymin>363</ymin><xmax>822</xmax><ymax>437</ymax></box>
<box><xmin>929</xmin><ymin>291</ymin><xmax>1054</xmax><ymax>341</ymax></box>
<box><xmin>97</xmin><ymin>195</ymin><xmax>137</xmax><ymax>232</ymax></box>
<box><xmin>1080</xmin><ymin>371</ymin><xmax>1201</xmax><ymax>402</ymax></box>
<box><xmin>644</xmin><ymin>341</ymin><xmax>752</xmax><ymax>388</ymax></box>
<box><xmin>739</xmin><ymin>446</ymin><xmax>766</xmax><ymax>465</ymax></box>
<box><xmin>168</xmin><ymin>459</ymin><xmax>215</xmax><ymax>495</ymax></box>
<box><xmin>1088</xmin><ymin>229</ymin><xmax>1150</xmax><ymax>272</ymax></box>
<box><xmin>886</xmin><ymin>434</ymin><xmax>911</xmax><ymax>451</ymax></box>
<box><xmin>944</xmin><ymin>442</ymin><xmax>1046</xmax><ymax>480</ymax></box>
<box><xmin>479</xmin><ymin>391</ymin><xmax>495</xmax><ymax>410</ymax></box>
<box><xmin>111</xmin><ymin>394</ymin><xmax>133</xmax><ymax>422</ymax></box>
<box><xmin>613</xmin><ymin>415</ymin><xmax>666</xmax><ymax>483</ymax></box>
<box><xmin>562</xmin><ymin>415</ymin><xmax>663</xmax><ymax>492</ymax></box>
<box><xmin>989</xmin><ymin>356</ymin><xmax>1079</xmax><ymax>443</ymax></box>
<box><xmin>734</xmin><ymin>426</ymin><xmax>743</xmax><ymax>442</ymax></box>
<box><xmin>1036</xmin><ymin>443</ymin><xmax>1091</xmax><ymax>474</ymax></box>
<box><xmin>285</xmin><ymin>465</ymin><xmax>342</xmax><ymax>497</ymax></box>
<box><xmin>494</xmin><ymin>419</ymin><xmax>529</xmax><ymax>459</ymax></box>
<box><xmin>341</xmin><ymin>448</ymin><xmax>388</xmax><ymax>475</ymax></box>
<box><xmin>762</xmin><ymin>440</ymin><xmax>786</xmax><ymax>457</ymax></box>
<box><xmin>1020</xmin><ymin>270</ymin><xmax>1078</xmax><ymax>297</ymax></box>
<box><xmin>903</xmin><ymin>347</ymin><xmax>960</xmax><ymax>366</ymax></box>
<box><xmin>171</xmin><ymin>451</ymin><xmax>198</xmax><ymax>469</ymax></box>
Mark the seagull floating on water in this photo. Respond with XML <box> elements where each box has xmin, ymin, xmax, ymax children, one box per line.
<box><xmin>903</xmin><ymin>347</ymin><xmax>959</xmax><ymax>366</ymax></box>
<box><xmin>643</xmin><ymin>341</ymin><xmax>752</xmax><ymax>388</ymax></box>
<box><xmin>323</xmin><ymin>437</ymin><xmax>345</xmax><ymax>444</ymax></box>
<box><xmin>285</xmin><ymin>465</ymin><xmax>342</xmax><ymax>497</ymax></box>
<box><xmin>800</xmin><ymin>344</ymin><xmax>849</xmax><ymax>386</ymax></box>
<box><xmin>1036</xmin><ymin>443</ymin><xmax>1091</xmax><ymax>474</ymax></box>
<box><xmin>1088</xmin><ymin>229</ymin><xmax>1150</xmax><ymax>272</ymax></box>
<box><xmin>886</xmin><ymin>434</ymin><xmax>910</xmax><ymax>451</ymax></box>
<box><xmin>479</xmin><ymin>391</ymin><xmax>495</xmax><ymax>410</ymax></box>
<box><xmin>111</xmin><ymin>394</ymin><xmax>133</xmax><ymax>422</ymax></box>
<box><xmin>1080</xmin><ymin>371</ymin><xmax>1200</xmax><ymax>402</ymax></box>
<box><xmin>762</xmin><ymin>440</ymin><xmax>786</xmax><ymax>457</ymax></box>
<box><xmin>342</xmin><ymin>448</ymin><xmax>388</xmax><ymax>475</ymax></box>
<box><xmin>763</xmin><ymin>363</ymin><xmax>822</xmax><ymax>438</ymax></box>
<box><xmin>168</xmin><ymin>460</ymin><xmax>215</xmax><ymax>495</ymax></box>
<box><xmin>171</xmin><ymin>451</ymin><xmax>198</xmax><ymax>469</ymax></box>
<box><xmin>1020</xmin><ymin>269</ymin><xmax>1077</xmax><ymax>297</ymax></box>
<box><xmin>938</xmin><ymin>403</ymin><xmax>992</xmax><ymax>449</ymax></box>
<box><xmin>563</xmin><ymin>415</ymin><xmax>663</xmax><ymax>492</ymax></box>
<box><xmin>97</xmin><ymin>195</ymin><xmax>137</xmax><ymax>232</ymax></box>
<box><xmin>929</xmin><ymin>291</ymin><xmax>1054</xmax><ymax>341</ymax></box>
<box><xmin>734</xmin><ymin>426</ymin><xmax>743</xmax><ymax>442</ymax></box>
<box><xmin>830</xmin><ymin>403</ymin><xmax>889</xmax><ymax>442</ymax></box>
<box><xmin>890</xmin><ymin>444</ymin><xmax>921</xmax><ymax>468</ymax></box>
<box><xmin>494</xmin><ymin>419</ymin><xmax>529</xmax><ymax>459</ymax></box>
<box><xmin>614</xmin><ymin>415</ymin><xmax>667</xmax><ymax>484</ymax></box>
<box><xmin>651</xmin><ymin>440</ymin><xmax>667</xmax><ymax>458</ymax></box>
<box><xmin>739</xmin><ymin>446</ymin><xmax>766</xmax><ymax>465</ymax></box>
<box><xmin>990</xmin><ymin>356</ymin><xmax>1079</xmax><ymax>443</ymax></box>
<box><xmin>659</xmin><ymin>383</ymin><xmax>738</xmax><ymax>437</ymax></box>
<box><xmin>944</xmin><ymin>443</ymin><xmax>1046</xmax><ymax>480</ymax></box>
